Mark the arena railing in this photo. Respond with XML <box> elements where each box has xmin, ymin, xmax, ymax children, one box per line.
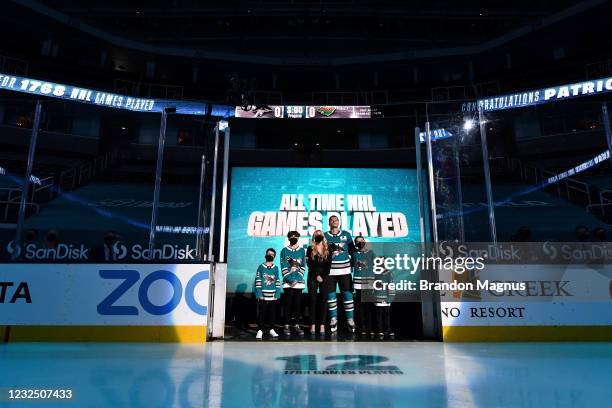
<box><xmin>491</xmin><ymin>155</ymin><xmax>601</xmax><ymax>219</ymax></box>
<box><xmin>114</xmin><ymin>78</ymin><xmax>185</xmax><ymax>100</ymax></box>
<box><xmin>1</xmin><ymin>198</ymin><xmax>39</xmax><ymax>223</ymax></box>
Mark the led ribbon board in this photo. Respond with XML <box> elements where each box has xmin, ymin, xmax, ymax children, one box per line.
<box><xmin>234</xmin><ymin>105</ymin><xmax>375</xmax><ymax>119</ymax></box>
<box><xmin>0</xmin><ymin>72</ymin><xmax>212</xmax><ymax>116</ymax></box>
<box><xmin>478</xmin><ymin>76</ymin><xmax>612</xmax><ymax>112</ymax></box>
<box><xmin>545</xmin><ymin>150</ymin><xmax>610</xmax><ymax>185</ymax></box>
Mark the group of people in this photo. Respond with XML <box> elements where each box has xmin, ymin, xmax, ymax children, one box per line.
<box><xmin>253</xmin><ymin>215</ymin><xmax>395</xmax><ymax>340</ymax></box>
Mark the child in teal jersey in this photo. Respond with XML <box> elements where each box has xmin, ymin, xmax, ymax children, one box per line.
<box><xmin>373</xmin><ymin>263</ymin><xmax>395</xmax><ymax>339</ymax></box>
<box><xmin>280</xmin><ymin>230</ymin><xmax>306</xmax><ymax>336</ymax></box>
<box><xmin>254</xmin><ymin>248</ymin><xmax>281</xmax><ymax>339</ymax></box>
<box><xmin>352</xmin><ymin>235</ymin><xmax>376</xmax><ymax>336</ymax></box>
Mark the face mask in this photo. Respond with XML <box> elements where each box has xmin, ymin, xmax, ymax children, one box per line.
<box><xmin>265</xmin><ymin>254</ymin><xmax>274</xmax><ymax>262</ymax></box>
<box><xmin>314</xmin><ymin>235</ymin><xmax>324</xmax><ymax>243</ymax></box>
<box><xmin>355</xmin><ymin>241</ymin><xmax>365</xmax><ymax>250</ymax></box>
<box><xmin>289</xmin><ymin>237</ymin><xmax>298</xmax><ymax>245</ymax></box>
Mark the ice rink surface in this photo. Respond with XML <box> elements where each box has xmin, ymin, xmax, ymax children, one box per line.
<box><xmin>1</xmin><ymin>341</ymin><xmax>611</xmax><ymax>407</ymax></box>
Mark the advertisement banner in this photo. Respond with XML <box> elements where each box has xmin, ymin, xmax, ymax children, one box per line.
<box><xmin>429</xmin><ymin>242</ymin><xmax>612</xmax><ymax>340</ymax></box>
<box><xmin>441</xmin><ymin>301</ymin><xmax>612</xmax><ymax>326</ymax></box>
<box><xmin>0</xmin><ymin>263</ymin><xmax>209</xmax><ymax>342</ymax></box>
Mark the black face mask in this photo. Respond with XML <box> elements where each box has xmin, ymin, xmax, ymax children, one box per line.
<box><xmin>355</xmin><ymin>241</ymin><xmax>365</xmax><ymax>250</ymax></box>
<box><xmin>314</xmin><ymin>235</ymin><xmax>324</xmax><ymax>243</ymax></box>
<box><xmin>265</xmin><ymin>254</ymin><xmax>274</xmax><ymax>262</ymax></box>
<box><xmin>289</xmin><ymin>237</ymin><xmax>298</xmax><ymax>245</ymax></box>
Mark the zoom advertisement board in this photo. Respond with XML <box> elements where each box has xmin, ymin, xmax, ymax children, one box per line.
<box><xmin>0</xmin><ymin>263</ymin><xmax>210</xmax><ymax>342</ymax></box>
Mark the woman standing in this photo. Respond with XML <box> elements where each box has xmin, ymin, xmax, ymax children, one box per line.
<box><xmin>306</xmin><ymin>230</ymin><xmax>331</xmax><ymax>336</ymax></box>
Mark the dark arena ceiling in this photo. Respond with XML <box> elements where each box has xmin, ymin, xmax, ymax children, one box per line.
<box><xmin>0</xmin><ymin>0</ymin><xmax>611</xmax><ymax>102</ymax></box>
<box><xmin>18</xmin><ymin>0</ymin><xmax>597</xmax><ymax>63</ymax></box>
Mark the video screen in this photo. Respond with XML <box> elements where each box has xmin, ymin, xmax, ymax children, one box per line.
<box><xmin>227</xmin><ymin>167</ymin><xmax>425</xmax><ymax>293</ymax></box>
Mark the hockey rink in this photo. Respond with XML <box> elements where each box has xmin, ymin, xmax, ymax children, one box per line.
<box><xmin>1</xmin><ymin>341</ymin><xmax>610</xmax><ymax>407</ymax></box>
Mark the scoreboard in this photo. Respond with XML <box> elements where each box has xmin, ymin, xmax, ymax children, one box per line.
<box><xmin>234</xmin><ymin>105</ymin><xmax>378</xmax><ymax>119</ymax></box>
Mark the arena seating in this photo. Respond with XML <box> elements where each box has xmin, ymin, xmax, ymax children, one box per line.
<box><xmin>456</xmin><ymin>182</ymin><xmax>604</xmax><ymax>242</ymax></box>
<box><xmin>21</xmin><ymin>182</ymin><xmax>199</xmax><ymax>248</ymax></box>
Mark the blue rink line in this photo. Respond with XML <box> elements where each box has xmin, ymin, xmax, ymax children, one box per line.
<box><xmin>0</xmin><ymin>342</ymin><xmax>611</xmax><ymax>407</ymax></box>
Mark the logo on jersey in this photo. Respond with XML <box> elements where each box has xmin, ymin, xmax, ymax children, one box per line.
<box><xmin>263</xmin><ymin>273</ymin><xmax>276</xmax><ymax>285</ymax></box>
<box><xmin>330</xmin><ymin>243</ymin><xmax>345</xmax><ymax>257</ymax></box>
<box><xmin>287</xmin><ymin>257</ymin><xmax>302</xmax><ymax>270</ymax></box>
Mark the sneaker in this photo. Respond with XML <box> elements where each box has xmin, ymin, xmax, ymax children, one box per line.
<box><xmin>330</xmin><ymin>317</ymin><xmax>338</xmax><ymax>333</ymax></box>
<box><xmin>283</xmin><ymin>325</ymin><xmax>291</xmax><ymax>336</ymax></box>
<box><xmin>269</xmin><ymin>329</ymin><xmax>279</xmax><ymax>338</ymax></box>
<box><xmin>347</xmin><ymin>319</ymin><xmax>356</xmax><ymax>333</ymax></box>
<box><xmin>293</xmin><ymin>325</ymin><xmax>304</xmax><ymax>336</ymax></box>
<box><xmin>377</xmin><ymin>332</ymin><xmax>385</xmax><ymax>339</ymax></box>
<box><xmin>256</xmin><ymin>330</ymin><xmax>263</xmax><ymax>340</ymax></box>
<box><xmin>388</xmin><ymin>332</ymin><xmax>395</xmax><ymax>339</ymax></box>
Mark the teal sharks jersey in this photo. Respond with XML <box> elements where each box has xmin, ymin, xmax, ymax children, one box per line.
<box><xmin>352</xmin><ymin>249</ymin><xmax>376</xmax><ymax>289</ymax></box>
<box><xmin>325</xmin><ymin>230</ymin><xmax>353</xmax><ymax>276</ymax></box>
<box><xmin>280</xmin><ymin>245</ymin><xmax>306</xmax><ymax>289</ymax></box>
<box><xmin>254</xmin><ymin>263</ymin><xmax>281</xmax><ymax>301</ymax></box>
